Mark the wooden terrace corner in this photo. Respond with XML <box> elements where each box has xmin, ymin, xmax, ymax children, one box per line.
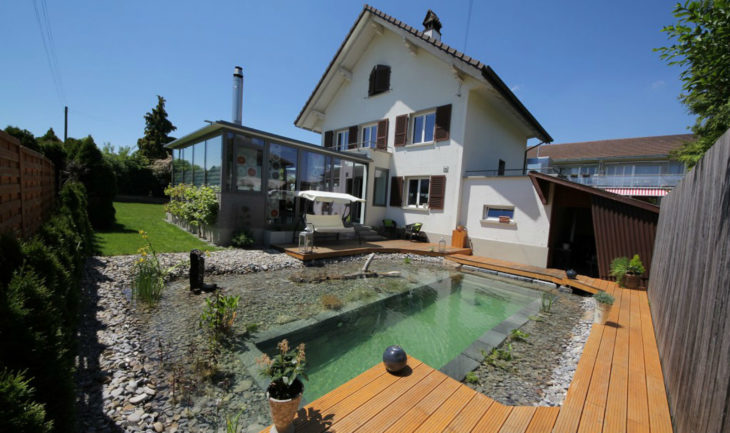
<box><xmin>258</xmin><ymin>261</ymin><xmax>672</xmax><ymax>433</ymax></box>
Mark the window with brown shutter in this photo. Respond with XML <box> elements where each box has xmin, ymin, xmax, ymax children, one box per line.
<box><xmin>324</xmin><ymin>130</ymin><xmax>333</xmax><ymax>148</ymax></box>
<box><xmin>429</xmin><ymin>175</ymin><xmax>446</xmax><ymax>210</ymax></box>
<box><xmin>389</xmin><ymin>176</ymin><xmax>403</xmax><ymax>206</ymax></box>
<box><xmin>376</xmin><ymin>118</ymin><xmax>389</xmax><ymax>150</ymax></box>
<box><xmin>348</xmin><ymin>125</ymin><xmax>358</xmax><ymax>149</ymax></box>
<box><xmin>435</xmin><ymin>104</ymin><xmax>451</xmax><ymax>141</ymax></box>
<box><xmin>369</xmin><ymin>65</ymin><xmax>391</xmax><ymax>96</ymax></box>
<box><xmin>394</xmin><ymin>115</ymin><xmax>408</xmax><ymax>147</ymax></box>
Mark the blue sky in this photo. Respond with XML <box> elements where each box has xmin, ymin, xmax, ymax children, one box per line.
<box><xmin>1</xmin><ymin>0</ymin><xmax>692</xmax><ymax>149</ymax></box>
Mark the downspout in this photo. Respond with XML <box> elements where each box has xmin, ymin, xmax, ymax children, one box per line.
<box><xmin>524</xmin><ymin>141</ymin><xmax>545</xmax><ymax>174</ymax></box>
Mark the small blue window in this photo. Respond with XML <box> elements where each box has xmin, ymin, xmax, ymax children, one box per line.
<box><xmin>485</xmin><ymin>207</ymin><xmax>514</xmax><ymax>220</ymax></box>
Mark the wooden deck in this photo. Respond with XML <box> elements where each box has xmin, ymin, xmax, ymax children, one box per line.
<box><xmin>446</xmin><ymin>254</ymin><xmax>606</xmax><ymax>294</ymax></box>
<box><xmin>258</xmin><ymin>280</ymin><xmax>671</xmax><ymax>433</ymax></box>
<box><xmin>276</xmin><ymin>239</ymin><xmax>472</xmax><ymax>261</ymax></box>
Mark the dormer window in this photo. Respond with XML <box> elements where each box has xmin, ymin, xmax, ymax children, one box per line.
<box><xmin>368</xmin><ymin>65</ymin><xmax>391</xmax><ymax>96</ymax></box>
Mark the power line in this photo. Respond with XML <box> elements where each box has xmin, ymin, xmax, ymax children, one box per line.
<box><xmin>33</xmin><ymin>0</ymin><xmax>66</xmax><ymax>106</ymax></box>
<box><xmin>462</xmin><ymin>0</ymin><xmax>475</xmax><ymax>53</ymax></box>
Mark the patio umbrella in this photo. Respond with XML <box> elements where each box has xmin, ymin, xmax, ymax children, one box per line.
<box><xmin>296</xmin><ymin>190</ymin><xmax>365</xmax><ymax>203</ymax></box>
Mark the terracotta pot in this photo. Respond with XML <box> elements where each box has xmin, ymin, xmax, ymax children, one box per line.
<box><xmin>624</xmin><ymin>274</ymin><xmax>641</xmax><ymax>290</ymax></box>
<box><xmin>594</xmin><ymin>302</ymin><xmax>612</xmax><ymax>325</ymax></box>
<box><xmin>267</xmin><ymin>381</ymin><xmax>302</xmax><ymax>433</ymax></box>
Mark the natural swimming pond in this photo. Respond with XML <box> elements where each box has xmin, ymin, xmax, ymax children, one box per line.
<box><xmin>256</xmin><ymin>272</ymin><xmax>540</xmax><ymax>401</ymax></box>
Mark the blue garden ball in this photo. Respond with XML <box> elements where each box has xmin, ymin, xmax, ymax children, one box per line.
<box><xmin>566</xmin><ymin>269</ymin><xmax>577</xmax><ymax>279</ymax></box>
<box><xmin>383</xmin><ymin>345</ymin><xmax>407</xmax><ymax>373</ymax></box>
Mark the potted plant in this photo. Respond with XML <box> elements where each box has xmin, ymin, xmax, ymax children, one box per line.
<box><xmin>624</xmin><ymin>254</ymin><xmax>645</xmax><ymax>290</ymax></box>
<box><xmin>593</xmin><ymin>291</ymin><xmax>615</xmax><ymax>324</ymax></box>
<box><xmin>609</xmin><ymin>256</ymin><xmax>629</xmax><ymax>287</ymax></box>
<box><xmin>258</xmin><ymin>340</ymin><xmax>308</xmax><ymax>433</ymax></box>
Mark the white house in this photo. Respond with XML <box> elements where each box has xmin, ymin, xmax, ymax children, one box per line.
<box><xmin>296</xmin><ymin>5</ymin><xmax>554</xmax><ymax>265</ymax></box>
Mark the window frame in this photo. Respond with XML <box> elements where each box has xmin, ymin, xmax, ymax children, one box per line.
<box><xmin>372</xmin><ymin>168</ymin><xmax>389</xmax><ymax>207</ymax></box>
<box><xmin>410</xmin><ymin>111</ymin><xmax>436</xmax><ymax>145</ymax></box>
<box><xmin>335</xmin><ymin>129</ymin><xmax>349</xmax><ymax>152</ymax></box>
<box><xmin>404</xmin><ymin>176</ymin><xmax>430</xmax><ymax>209</ymax></box>
<box><xmin>361</xmin><ymin>123</ymin><xmax>378</xmax><ymax>149</ymax></box>
<box><xmin>482</xmin><ymin>205</ymin><xmax>515</xmax><ymax>223</ymax></box>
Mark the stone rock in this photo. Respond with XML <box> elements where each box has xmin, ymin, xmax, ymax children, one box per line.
<box><xmin>153</xmin><ymin>422</ymin><xmax>164</xmax><ymax>432</ymax></box>
<box><xmin>130</xmin><ymin>394</ymin><xmax>147</xmax><ymax>404</ymax></box>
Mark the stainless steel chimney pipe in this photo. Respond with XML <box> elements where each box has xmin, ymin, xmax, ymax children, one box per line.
<box><xmin>233</xmin><ymin>66</ymin><xmax>243</xmax><ymax>125</ymax></box>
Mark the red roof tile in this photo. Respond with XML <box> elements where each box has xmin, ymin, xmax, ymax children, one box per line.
<box><xmin>526</xmin><ymin>134</ymin><xmax>695</xmax><ymax>161</ymax></box>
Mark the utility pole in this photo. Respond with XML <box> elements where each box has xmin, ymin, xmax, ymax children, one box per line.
<box><xmin>64</xmin><ymin>106</ymin><xmax>68</xmax><ymax>142</ymax></box>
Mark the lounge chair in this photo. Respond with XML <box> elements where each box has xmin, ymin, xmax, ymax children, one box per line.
<box><xmin>305</xmin><ymin>214</ymin><xmax>357</xmax><ymax>245</ymax></box>
<box><xmin>382</xmin><ymin>219</ymin><xmax>397</xmax><ymax>238</ymax></box>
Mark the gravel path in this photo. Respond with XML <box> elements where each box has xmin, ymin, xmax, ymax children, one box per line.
<box><xmin>464</xmin><ymin>290</ymin><xmax>593</xmax><ymax>406</ymax></box>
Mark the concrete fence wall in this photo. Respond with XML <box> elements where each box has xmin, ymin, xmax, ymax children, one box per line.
<box><xmin>0</xmin><ymin>131</ymin><xmax>55</xmax><ymax>237</ymax></box>
<box><xmin>648</xmin><ymin>129</ymin><xmax>730</xmax><ymax>433</ymax></box>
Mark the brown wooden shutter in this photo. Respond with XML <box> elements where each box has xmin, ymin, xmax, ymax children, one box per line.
<box><xmin>435</xmin><ymin>104</ymin><xmax>452</xmax><ymax>141</ymax></box>
<box><xmin>348</xmin><ymin>125</ymin><xmax>358</xmax><ymax>149</ymax></box>
<box><xmin>429</xmin><ymin>175</ymin><xmax>446</xmax><ymax>210</ymax></box>
<box><xmin>375</xmin><ymin>65</ymin><xmax>391</xmax><ymax>93</ymax></box>
<box><xmin>394</xmin><ymin>115</ymin><xmax>408</xmax><ymax>147</ymax></box>
<box><xmin>376</xmin><ymin>118</ymin><xmax>389</xmax><ymax>150</ymax></box>
<box><xmin>389</xmin><ymin>176</ymin><xmax>403</xmax><ymax>206</ymax></box>
<box><xmin>324</xmin><ymin>130</ymin><xmax>333</xmax><ymax>148</ymax></box>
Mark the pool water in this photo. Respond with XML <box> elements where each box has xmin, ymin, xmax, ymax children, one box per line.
<box><xmin>258</xmin><ymin>272</ymin><xmax>539</xmax><ymax>401</ymax></box>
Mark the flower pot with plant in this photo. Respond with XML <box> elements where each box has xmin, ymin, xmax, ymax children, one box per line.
<box><xmin>593</xmin><ymin>291</ymin><xmax>615</xmax><ymax>324</ymax></box>
<box><xmin>258</xmin><ymin>340</ymin><xmax>308</xmax><ymax>433</ymax></box>
<box><xmin>624</xmin><ymin>254</ymin><xmax>645</xmax><ymax>290</ymax></box>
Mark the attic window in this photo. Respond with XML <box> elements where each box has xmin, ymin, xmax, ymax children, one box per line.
<box><xmin>368</xmin><ymin>65</ymin><xmax>391</xmax><ymax>96</ymax></box>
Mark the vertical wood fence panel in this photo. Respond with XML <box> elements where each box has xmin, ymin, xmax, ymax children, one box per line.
<box><xmin>0</xmin><ymin>131</ymin><xmax>55</xmax><ymax>237</ymax></box>
<box><xmin>648</xmin><ymin>129</ymin><xmax>730</xmax><ymax>433</ymax></box>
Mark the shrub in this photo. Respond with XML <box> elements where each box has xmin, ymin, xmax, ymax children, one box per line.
<box><xmin>609</xmin><ymin>256</ymin><xmax>630</xmax><ymax>285</ymax></box>
<box><xmin>320</xmin><ymin>294</ymin><xmax>344</xmax><ymax>310</ymax></box>
<box><xmin>230</xmin><ymin>228</ymin><xmax>255</xmax><ymax>248</ymax></box>
<box><xmin>628</xmin><ymin>254</ymin><xmax>645</xmax><ymax>275</ymax></box>
<box><xmin>594</xmin><ymin>291</ymin><xmax>615</xmax><ymax>305</ymax></box>
<box><xmin>165</xmin><ymin>184</ymin><xmax>219</xmax><ymax>235</ymax></box>
<box><xmin>0</xmin><ymin>369</ymin><xmax>53</xmax><ymax>433</ymax></box>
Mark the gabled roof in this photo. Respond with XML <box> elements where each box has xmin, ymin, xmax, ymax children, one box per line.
<box><xmin>295</xmin><ymin>4</ymin><xmax>552</xmax><ymax>143</ymax></box>
<box><xmin>527</xmin><ymin>134</ymin><xmax>694</xmax><ymax>162</ymax></box>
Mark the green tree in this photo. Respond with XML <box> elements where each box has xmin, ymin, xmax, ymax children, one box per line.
<box><xmin>65</xmin><ymin>135</ymin><xmax>117</xmax><ymax>228</ymax></box>
<box><xmin>137</xmin><ymin>95</ymin><xmax>176</xmax><ymax>160</ymax></box>
<box><xmin>4</xmin><ymin>126</ymin><xmax>39</xmax><ymax>152</ymax></box>
<box><xmin>38</xmin><ymin>128</ymin><xmax>61</xmax><ymax>144</ymax></box>
<box><xmin>657</xmin><ymin>0</ymin><xmax>730</xmax><ymax>167</ymax></box>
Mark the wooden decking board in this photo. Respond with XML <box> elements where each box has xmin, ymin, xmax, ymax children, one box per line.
<box><xmin>381</xmin><ymin>377</ymin><xmax>462</xmax><ymax>433</ymax></box>
<box><xmin>627</xmin><ymin>290</ymin><xmax>651</xmax><ymax>433</ymax></box>
<box><xmin>499</xmin><ymin>406</ymin><xmax>538</xmax><ymax>433</ymax></box>
<box><xmin>412</xmin><ymin>385</ymin><xmax>476</xmax><ymax>433</ymax></box>
<box><xmin>603</xmin><ymin>279</ymin><xmax>632</xmax><ymax>433</ymax></box>
<box><xmin>472</xmin><ymin>402</ymin><xmax>514</xmax><ymax>432</ymax></box>
<box><xmin>277</xmin><ymin>239</ymin><xmax>471</xmax><ymax>261</ymax></box>
<box><xmin>352</xmin><ymin>369</ymin><xmax>448</xmax><ymax>433</ymax></box>
<box><xmin>577</xmin><ymin>288</ymin><xmax>622</xmax><ymax>433</ymax></box>
<box><xmin>257</xmin><ymin>261</ymin><xmax>673</xmax><ymax>433</ymax></box>
<box><xmin>638</xmin><ymin>292</ymin><xmax>673</xmax><ymax>433</ymax></box>
<box><xmin>332</xmin><ymin>363</ymin><xmax>432</xmax><ymax>432</ymax></box>
<box><xmin>525</xmin><ymin>407</ymin><xmax>560</xmax><ymax>433</ymax></box>
<box><xmin>442</xmin><ymin>392</ymin><xmax>494</xmax><ymax>433</ymax></box>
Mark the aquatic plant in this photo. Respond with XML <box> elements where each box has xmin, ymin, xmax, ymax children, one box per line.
<box><xmin>509</xmin><ymin>329</ymin><xmax>529</xmax><ymax>342</ymax></box>
<box><xmin>320</xmin><ymin>294</ymin><xmax>344</xmax><ymax>310</ymax></box>
<box><xmin>464</xmin><ymin>371</ymin><xmax>479</xmax><ymax>384</ymax></box>
<box><xmin>199</xmin><ymin>292</ymin><xmax>240</xmax><ymax>338</ymax></box>
<box><xmin>225</xmin><ymin>409</ymin><xmax>245</xmax><ymax>433</ymax></box>
<box><xmin>345</xmin><ymin>287</ymin><xmax>378</xmax><ymax>303</ymax></box>
<box><xmin>403</xmin><ymin>256</ymin><xmax>411</xmax><ymax>264</ymax></box>
<box><xmin>540</xmin><ymin>292</ymin><xmax>556</xmax><ymax>313</ymax></box>
<box><xmin>132</xmin><ymin>230</ymin><xmax>165</xmax><ymax>304</ymax></box>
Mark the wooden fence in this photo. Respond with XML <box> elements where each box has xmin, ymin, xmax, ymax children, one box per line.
<box><xmin>0</xmin><ymin>130</ymin><xmax>55</xmax><ymax>238</ymax></box>
<box><xmin>648</xmin><ymin>129</ymin><xmax>730</xmax><ymax>433</ymax></box>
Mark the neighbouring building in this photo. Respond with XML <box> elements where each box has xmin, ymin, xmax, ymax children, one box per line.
<box><xmin>526</xmin><ymin>134</ymin><xmax>692</xmax><ymax>204</ymax></box>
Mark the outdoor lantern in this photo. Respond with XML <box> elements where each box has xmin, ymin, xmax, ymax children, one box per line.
<box><xmin>438</xmin><ymin>237</ymin><xmax>447</xmax><ymax>253</ymax></box>
<box><xmin>298</xmin><ymin>231</ymin><xmax>313</xmax><ymax>254</ymax></box>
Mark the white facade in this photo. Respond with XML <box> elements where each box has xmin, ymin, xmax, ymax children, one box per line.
<box><xmin>296</xmin><ymin>6</ymin><xmax>552</xmax><ymax>266</ymax></box>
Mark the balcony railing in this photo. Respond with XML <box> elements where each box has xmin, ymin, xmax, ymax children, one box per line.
<box><xmin>464</xmin><ymin>168</ymin><xmax>558</xmax><ymax>177</ymax></box>
<box><xmin>568</xmin><ymin>174</ymin><xmax>684</xmax><ymax>188</ymax></box>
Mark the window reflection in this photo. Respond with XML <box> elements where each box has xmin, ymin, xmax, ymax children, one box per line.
<box><xmin>267</xmin><ymin>142</ymin><xmax>298</xmax><ymax>226</ymax></box>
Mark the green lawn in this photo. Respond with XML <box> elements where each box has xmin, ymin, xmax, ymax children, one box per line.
<box><xmin>95</xmin><ymin>201</ymin><xmax>221</xmax><ymax>256</ymax></box>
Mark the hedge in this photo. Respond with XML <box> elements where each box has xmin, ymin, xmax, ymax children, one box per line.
<box><xmin>0</xmin><ymin>181</ymin><xmax>93</xmax><ymax>433</ymax></box>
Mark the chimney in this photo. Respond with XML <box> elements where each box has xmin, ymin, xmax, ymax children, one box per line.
<box><xmin>232</xmin><ymin>66</ymin><xmax>243</xmax><ymax>125</ymax></box>
<box><xmin>423</xmin><ymin>10</ymin><xmax>442</xmax><ymax>41</ymax></box>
